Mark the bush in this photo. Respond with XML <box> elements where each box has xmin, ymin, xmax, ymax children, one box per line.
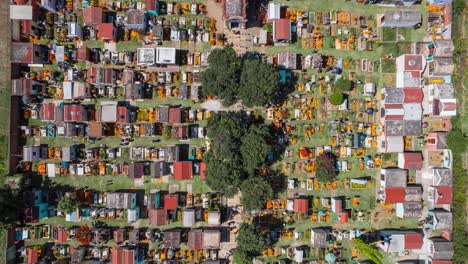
<box><xmin>57</xmin><ymin>196</ymin><xmax>79</xmax><ymax>214</ymax></box>
<box><xmin>334</xmin><ymin>79</ymin><xmax>353</xmax><ymax>92</ymax></box>
<box><xmin>329</xmin><ymin>93</ymin><xmax>344</xmax><ymax>105</ymax></box>
<box><xmin>316</xmin><ymin>152</ymin><xmax>338</xmax><ymax>182</ymax></box>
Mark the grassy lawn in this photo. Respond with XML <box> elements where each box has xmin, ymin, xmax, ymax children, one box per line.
<box><xmin>380</xmin><ymin>59</ymin><xmax>396</xmax><ymax>73</ymax></box>
<box><xmin>116</xmin><ymin>40</ymin><xmax>143</xmax><ymax>52</ymax></box>
<box><xmin>397</xmin><ymin>28</ymin><xmax>426</xmax><ymax>42</ymax></box>
<box><xmin>382</xmin><ymin>27</ymin><xmax>396</xmax><ymax>42</ymax></box>
<box><xmin>50</xmin><ymin>173</ymin><xmax>210</xmax><ymax>193</ymax></box>
<box><xmin>272</xmin><ymin>0</ymin><xmax>412</xmax><ymax>15</ymax></box>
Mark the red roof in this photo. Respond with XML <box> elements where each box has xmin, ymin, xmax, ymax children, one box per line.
<box><xmin>339</xmin><ymin>212</ymin><xmax>349</xmax><ymax>223</ymax></box>
<box><xmin>83</xmin><ymin>7</ymin><xmax>103</xmax><ymax>26</ymax></box>
<box><xmin>27</xmin><ymin>248</ymin><xmax>39</xmax><ymax>264</ymax></box>
<box><xmin>123</xmin><ymin>250</ymin><xmax>134</xmax><ymax>264</ymax></box>
<box><xmin>173</xmin><ymin>161</ymin><xmax>193</xmax><ymax>180</ymax></box>
<box><xmin>77</xmin><ymin>46</ymin><xmax>89</xmax><ymax>61</ymax></box>
<box><xmin>71</xmin><ymin>104</ymin><xmax>83</xmax><ymax>121</ymax></box>
<box><xmin>42</xmin><ymin>103</ymin><xmax>55</xmax><ymax>121</ymax></box>
<box><xmin>274</xmin><ymin>19</ymin><xmax>291</xmax><ymax>41</ymax></box>
<box><xmin>385</xmin><ymin>104</ymin><xmax>404</xmax><ymax>109</ymax></box>
<box><xmin>148</xmin><ymin>208</ymin><xmax>168</xmax><ymax>226</ymax></box>
<box><xmin>403</xmin><ymin>88</ymin><xmax>424</xmax><ymax>103</ymax></box>
<box><xmin>432</xmin><ymin>261</ymin><xmax>453</xmax><ymax>264</ymax></box>
<box><xmin>87</xmin><ymin>67</ymin><xmax>97</xmax><ymax>83</ymax></box>
<box><xmin>403</xmin><ymin>55</ymin><xmax>423</xmax><ymax>72</ymax></box>
<box><xmin>11</xmin><ymin>42</ymin><xmax>34</xmax><ymax>64</ymax></box>
<box><xmin>332</xmin><ymin>198</ymin><xmax>342</xmax><ymax>213</ymax></box>
<box><xmin>112</xmin><ymin>248</ymin><xmax>135</xmax><ymax>264</ymax></box>
<box><xmin>403</xmin><ymin>152</ymin><xmax>423</xmax><ymax>170</ymax></box>
<box><xmin>293</xmin><ymin>198</ymin><xmax>308</xmax><ymax>214</ymax></box>
<box><xmin>164</xmin><ymin>194</ymin><xmax>178</xmax><ymax>210</ymax></box>
<box><xmin>63</xmin><ymin>104</ymin><xmax>71</xmax><ymax>121</ymax></box>
<box><xmin>404</xmin><ymin>233</ymin><xmax>423</xmax><ymax>250</ymax></box>
<box><xmin>199</xmin><ymin>162</ymin><xmax>206</xmax><ymax>180</ymax></box>
<box><xmin>384</xmin><ymin>188</ymin><xmax>406</xmax><ymax>203</ymax></box>
<box><xmin>145</xmin><ymin>0</ymin><xmax>157</xmax><ymax>10</ymax></box>
<box><xmin>435</xmin><ymin>186</ymin><xmax>452</xmax><ymax>204</ymax></box>
<box><xmin>98</xmin><ymin>23</ymin><xmax>114</xmax><ymax>40</ymax></box>
<box><xmin>168</xmin><ymin>107</ymin><xmax>182</xmax><ymax>124</ymax></box>
<box><xmin>385</xmin><ymin>115</ymin><xmax>404</xmax><ymax>120</ymax></box>
<box><xmin>116</xmin><ymin>106</ymin><xmax>128</xmax><ymax>124</ymax></box>
<box><xmin>22</xmin><ymin>20</ymin><xmax>32</xmax><ymax>35</ymax></box>
<box><xmin>188</xmin><ymin>230</ymin><xmax>203</xmax><ymax>250</ymax></box>
<box><xmin>57</xmin><ymin>229</ymin><xmax>67</xmax><ymax>243</ymax></box>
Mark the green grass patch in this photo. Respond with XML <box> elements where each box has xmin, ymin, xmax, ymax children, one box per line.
<box><xmin>82</xmin><ymin>40</ymin><xmax>104</xmax><ymax>49</ymax></box>
<box><xmin>397</xmin><ymin>28</ymin><xmax>425</xmax><ymax>42</ymax></box>
<box><xmin>116</xmin><ymin>40</ymin><xmax>142</xmax><ymax>52</ymax></box>
<box><xmin>380</xmin><ymin>59</ymin><xmax>396</xmax><ymax>73</ymax></box>
<box><xmin>382</xmin><ymin>27</ymin><xmax>396</xmax><ymax>42</ymax></box>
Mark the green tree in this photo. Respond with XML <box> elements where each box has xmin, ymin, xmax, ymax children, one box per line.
<box><xmin>329</xmin><ymin>93</ymin><xmax>344</xmax><ymax>105</ymax></box>
<box><xmin>204</xmin><ymin>153</ymin><xmax>245</xmax><ymax>197</ymax></box>
<box><xmin>315</xmin><ymin>152</ymin><xmax>338</xmax><ymax>182</ymax></box>
<box><xmin>57</xmin><ymin>196</ymin><xmax>79</xmax><ymax>214</ymax></box>
<box><xmin>239</xmin><ymin>59</ymin><xmax>280</xmax><ymax>107</ymax></box>
<box><xmin>240</xmin><ymin>176</ymin><xmax>273</xmax><ymax>211</ymax></box>
<box><xmin>233</xmin><ymin>249</ymin><xmax>253</xmax><ymax>264</ymax></box>
<box><xmin>240</xmin><ymin>125</ymin><xmax>271</xmax><ymax>174</ymax></box>
<box><xmin>334</xmin><ymin>79</ymin><xmax>353</xmax><ymax>92</ymax></box>
<box><xmin>201</xmin><ymin>47</ymin><xmax>241</xmax><ymax>106</ymax></box>
<box><xmin>0</xmin><ymin>187</ymin><xmax>23</xmax><ymax>226</ymax></box>
<box><xmin>236</xmin><ymin>222</ymin><xmax>265</xmax><ymax>254</ymax></box>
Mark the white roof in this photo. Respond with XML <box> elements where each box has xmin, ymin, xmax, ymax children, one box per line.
<box><xmin>403</xmin><ymin>103</ymin><xmax>422</xmax><ymax>120</ymax></box>
<box><xmin>438</xmin><ymin>98</ymin><xmax>457</xmax><ymax>116</ymax></box>
<box><xmin>55</xmin><ymin>46</ymin><xmax>65</xmax><ymax>62</ymax></box>
<box><xmin>10</xmin><ymin>5</ymin><xmax>32</xmax><ymax>20</ymax></box>
<box><xmin>183</xmin><ymin>210</ymin><xmax>195</xmax><ymax>227</ymax></box>
<box><xmin>137</xmin><ymin>48</ymin><xmax>155</xmax><ymax>65</ymax></box>
<box><xmin>386</xmin><ymin>108</ymin><xmax>405</xmax><ymax>116</ymax></box>
<box><xmin>207</xmin><ymin>211</ymin><xmax>220</xmax><ymax>225</ymax></box>
<box><xmin>385</xmin><ymin>136</ymin><xmax>404</xmax><ymax>153</ymax></box>
<box><xmin>63</xmin><ymin>81</ymin><xmax>73</xmax><ymax>100</ymax></box>
<box><xmin>384</xmin><ymin>234</ymin><xmax>405</xmax><ymax>252</ymax></box>
<box><xmin>364</xmin><ymin>83</ymin><xmax>376</xmax><ymax>95</ymax></box>
<box><xmin>397</xmin><ymin>153</ymin><xmax>405</xmax><ymax>169</ymax></box>
<box><xmin>47</xmin><ymin>163</ymin><xmax>56</xmax><ymax>178</ymax></box>
<box><xmin>156</xmin><ymin>47</ymin><xmax>177</xmax><ymax>64</ymax></box>
<box><xmin>268</xmin><ymin>3</ymin><xmax>281</xmax><ymax>20</ymax></box>
<box><xmin>101</xmin><ymin>101</ymin><xmax>118</xmax><ymax>122</ymax></box>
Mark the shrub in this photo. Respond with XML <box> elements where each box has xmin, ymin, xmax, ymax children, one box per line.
<box><xmin>334</xmin><ymin>79</ymin><xmax>353</xmax><ymax>92</ymax></box>
<box><xmin>329</xmin><ymin>93</ymin><xmax>344</xmax><ymax>105</ymax></box>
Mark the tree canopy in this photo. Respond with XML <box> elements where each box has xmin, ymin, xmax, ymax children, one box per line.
<box><xmin>236</xmin><ymin>222</ymin><xmax>266</xmax><ymax>254</ymax></box>
<box><xmin>240</xmin><ymin>177</ymin><xmax>273</xmax><ymax>211</ymax></box>
<box><xmin>240</xmin><ymin>125</ymin><xmax>271</xmax><ymax>175</ymax></box>
<box><xmin>329</xmin><ymin>93</ymin><xmax>344</xmax><ymax>106</ymax></box>
<box><xmin>0</xmin><ymin>187</ymin><xmax>23</xmax><ymax>226</ymax></box>
<box><xmin>201</xmin><ymin>47</ymin><xmax>280</xmax><ymax>107</ymax></box>
<box><xmin>203</xmin><ymin>112</ymin><xmax>276</xmax><ymax>202</ymax></box>
<box><xmin>204</xmin><ymin>153</ymin><xmax>245</xmax><ymax>197</ymax></box>
<box><xmin>316</xmin><ymin>152</ymin><xmax>338</xmax><ymax>182</ymax></box>
<box><xmin>201</xmin><ymin>47</ymin><xmax>241</xmax><ymax>106</ymax></box>
<box><xmin>57</xmin><ymin>196</ymin><xmax>80</xmax><ymax>214</ymax></box>
<box><xmin>233</xmin><ymin>249</ymin><xmax>253</xmax><ymax>264</ymax></box>
<box><xmin>334</xmin><ymin>78</ymin><xmax>353</xmax><ymax>92</ymax></box>
<box><xmin>239</xmin><ymin>59</ymin><xmax>280</xmax><ymax>107</ymax></box>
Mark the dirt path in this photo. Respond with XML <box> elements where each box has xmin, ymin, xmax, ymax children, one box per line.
<box><xmin>205</xmin><ymin>0</ymin><xmax>225</xmax><ymax>34</ymax></box>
